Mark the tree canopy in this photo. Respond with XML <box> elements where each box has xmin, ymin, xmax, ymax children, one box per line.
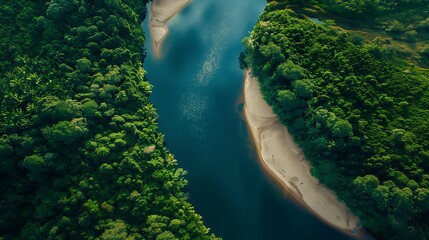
<box><xmin>0</xmin><ymin>0</ymin><xmax>218</xmax><ymax>239</ymax></box>
<box><xmin>243</xmin><ymin>2</ymin><xmax>429</xmax><ymax>239</ymax></box>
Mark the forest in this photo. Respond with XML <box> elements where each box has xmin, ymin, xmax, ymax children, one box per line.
<box><xmin>0</xmin><ymin>0</ymin><xmax>217</xmax><ymax>239</ymax></box>
<box><xmin>275</xmin><ymin>0</ymin><xmax>429</xmax><ymax>67</ymax></box>
<box><xmin>243</xmin><ymin>1</ymin><xmax>429</xmax><ymax>239</ymax></box>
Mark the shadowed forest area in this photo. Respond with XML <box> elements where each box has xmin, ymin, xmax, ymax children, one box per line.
<box><xmin>267</xmin><ymin>0</ymin><xmax>429</xmax><ymax>67</ymax></box>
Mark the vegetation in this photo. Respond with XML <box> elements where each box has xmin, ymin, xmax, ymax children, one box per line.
<box><xmin>285</xmin><ymin>0</ymin><xmax>429</xmax><ymax>36</ymax></box>
<box><xmin>0</xmin><ymin>0</ymin><xmax>217</xmax><ymax>239</ymax></box>
<box><xmin>277</xmin><ymin>0</ymin><xmax>429</xmax><ymax>67</ymax></box>
<box><xmin>243</xmin><ymin>1</ymin><xmax>429</xmax><ymax>239</ymax></box>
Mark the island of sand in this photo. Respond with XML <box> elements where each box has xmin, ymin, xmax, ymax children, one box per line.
<box><xmin>243</xmin><ymin>70</ymin><xmax>361</xmax><ymax>234</ymax></box>
<box><xmin>149</xmin><ymin>0</ymin><xmax>191</xmax><ymax>56</ymax></box>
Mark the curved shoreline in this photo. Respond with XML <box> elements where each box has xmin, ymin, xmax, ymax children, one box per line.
<box><xmin>149</xmin><ymin>0</ymin><xmax>191</xmax><ymax>57</ymax></box>
<box><xmin>243</xmin><ymin>69</ymin><xmax>364</xmax><ymax>238</ymax></box>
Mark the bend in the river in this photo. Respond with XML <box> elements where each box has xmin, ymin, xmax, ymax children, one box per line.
<box><xmin>143</xmin><ymin>1</ymin><xmax>358</xmax><ymax>239</ymax></box>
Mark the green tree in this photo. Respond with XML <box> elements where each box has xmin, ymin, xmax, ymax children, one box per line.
<box><xmin>76</xmin><ymin>57</ymin><xmax>92</xmax><ymax>73</ymax></box>
<box><xmin>21</xmin><ymin>154</ymin><xmax>45</xmax><ymax>173</ymax></box>
<box><xmin>277</xmin><ymin>60</ymin><xmax>305</xmax><ymax>80</ymax></box>
<box><xmin>292</xmin><ymin>79</ymin><xmax>313</xmax><ymax>98</ymax></box>
<box><xmin>331</xmin><ymin>119</ymin><xmax>352</xmax><ymax>138</ymax></box>
<box><xmin>42</xmin><ymin>119</ymin><xmax>89</xmax><ymax>145</ymax></box>
<box><xmin>99</xmin><ymin>220</ymin><xmax>130</xmax><ymax>240</ymax></box>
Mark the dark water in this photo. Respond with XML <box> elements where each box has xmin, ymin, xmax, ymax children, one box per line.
<box><xmin>143</xmin><ymin>1</ymin><xmax>354</xmax><ymax>239</ymax></box>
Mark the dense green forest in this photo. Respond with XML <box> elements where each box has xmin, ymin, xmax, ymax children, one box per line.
<box><xmin>276</xmin><ymin>0</ymin><xmax>429</xmax><ymax>67</ymax></box>
<box><xmin>0</xmin><ymin>0</ymin><xmax>217</xmax><ymax>239</ymax></box>
<box><xmin>243</xmin><ymin>1</ymin><xmax>429</xmax><ymax>239</ymax></box>
<box><xmin>282</xmin><ymin>0</ymin><xmax>429</xmax><ymax>35</ymax></box>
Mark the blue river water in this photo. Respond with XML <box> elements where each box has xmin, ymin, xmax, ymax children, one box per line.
<box><xmin>143</xmin><ymin>1</ymin><xmax>355</xmax><ymax>239</ymax></box>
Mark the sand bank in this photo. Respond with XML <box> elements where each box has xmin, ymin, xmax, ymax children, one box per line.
<box><xmin>243</xmin><ymin>70</ymin><xmax>361</xmax><ymax>235</ymax></box>
<box><xmin>149</xmin><ymin>0</ymin><xmax>191</xmax><ymax>56</ymax></box>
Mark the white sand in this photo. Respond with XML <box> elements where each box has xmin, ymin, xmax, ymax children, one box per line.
<box><xmin>243</xmin><ymin>70</ymin><xmax>361</xmax><ymax>234</ymax></box>
<box><xmin>149</xmin><ymin>0</ymin><xmax>191</xmax><ymax>56</ymax></box>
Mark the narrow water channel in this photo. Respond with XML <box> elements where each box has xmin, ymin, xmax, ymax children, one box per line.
<box><xmin>143</xmin><ymin>1</ymin><xmax>354</xmax><ymax>239</ymax></box>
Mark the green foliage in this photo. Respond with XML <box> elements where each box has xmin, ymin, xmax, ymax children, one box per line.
<box><xmin>156</xmin><ymin>231</ymin><xmax>175</xmax><ymax>240</ymax></box>
<box><xmin>42</xmin><ymin>119</ymin><xmax>89</xmax><ymax>145</ymax></box>
<box><xmin>277</xmin><ymin>90</ymin><xmax>297</xmax><ymax>108</ymax></box>
<box><xmin>312</xmin><ymin>0</ymin><xmax>429</xmax><ymax>22</ymax></box>
<box><xmin>76</xmin><ymin>57</ymin><xmax>92</xmax><ymax>73</ymax></box>
<box><xmin>21</xmin><ymin>155</ymin><xmax>45</xmax><ymax>173</ymax></box>
<box><xmin>46</xmin><ymin>0</ymin><xmax>79</xmax><ymax>20</ymax></box>
<box><xmin>420</xmin><ymin>47</ymin><xmax>429</xmax><ymax>65</ymax></box>
<box><xmin>0</xmin><ymin>0</ymin><xmax>218</xmax><ymax>239</ymax></box>
<box><xmin>386</xmin><ymin>21</ymin><xmax>406</xmax><ymax>33</ymax></box>
<box><xmin>292</xmin><ymin>79</ymin><xmax>313</xmax><ymax>98</ymax></box>
<box><xmin>277</xmin><ymin>60</ymin><xmax>306</xmax><ymax>80</ymax></box>
<box><xmin>244</xmin><ymin>6</ymin><xmax>429</xmax><ymax>240</ymax></box>
<box><xmin>288</xmin><ymin>0</ymin><xmax>429</xmax><ymax>63</ymax></box>
<box><xmin>99</xmin><ymin>220</ymin><xmax>131</xmax><ymax>240</ymax></box>
<box><xmin>82</xmin><ymin>100</ymin><xmax>98</xmax><ymax>118</ymax></box>
<box><xmin>331</xmin><ymin>119</ymin><xmax>352</xmax><ymax>138</ymax></box>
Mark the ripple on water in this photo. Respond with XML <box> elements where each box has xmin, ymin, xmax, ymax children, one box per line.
<box><xmin>179</xmin><ymin>89</ymin><xmax>207</xmax><ymax>137</ymax></box>
<box><xmin>179</xmin><ymin>3</ymin><xmax>241</xmax><ymax>136</ymax></box>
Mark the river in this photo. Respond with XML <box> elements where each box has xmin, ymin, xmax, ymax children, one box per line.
<box><xmin>143</xmin><ymin>0</ymin><xmax>355</xmax><ymax>239</ymax></box>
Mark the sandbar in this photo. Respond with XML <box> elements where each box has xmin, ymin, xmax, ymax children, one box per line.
<box><xmin>149</xmin><ymin>0</ymin><xmax>191</xmax><ymax>57</ymax></box>
<box><xmin>243</xmin><ymin>69</ymin><xmax>362</xmax><ymax>236</ymax></box>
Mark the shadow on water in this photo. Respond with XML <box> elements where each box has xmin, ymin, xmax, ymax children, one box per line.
<box><xmin>143</xmin><ymin>0</ymin><xmax>356</xmax><ymax>239</ymax></box>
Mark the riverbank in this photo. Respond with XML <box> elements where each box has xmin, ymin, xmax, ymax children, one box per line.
<box><xmin>243</xmin><ymin>69</ymin><xmax>361</xmax><ymax>236</ymax></box>
<box><xmin>149</xmin><ymin>0</ymin><xmax>191</xmax><ymax>57</ymax></box>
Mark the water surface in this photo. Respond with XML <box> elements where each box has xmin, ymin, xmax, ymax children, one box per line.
<box><xmin>143</xmin><ymin>1</ymin><xmax>354</xmax><ymax>239</ymax></box>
